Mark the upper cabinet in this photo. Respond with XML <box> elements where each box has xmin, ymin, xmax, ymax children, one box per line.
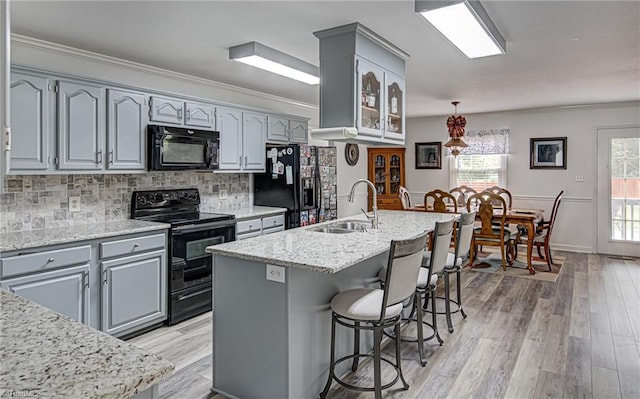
<box><xmin>107</xmin><ymin>89</ymin><xmax>146</xmax><ymax>171</ymax></box>
<box><xmin>266</xmin><ymin>116</ymin><xmax>308</xmax><ymax>143</ymax></box>
<box><xmin>216</xmin><ymin>107</ymin><xmax>266</xmax><ymax>172</ymax></box>
<box><xmin>149</xmin><ymin>96</ymin><xmax>215</xmax><ymax>129</ymax></box>
<box><xmin>314</xmin><ymin>22</ymin><xmax>409</xmax><ymax>144</ymax></box>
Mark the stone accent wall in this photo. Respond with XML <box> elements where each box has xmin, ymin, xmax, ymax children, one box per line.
<box><xmin>0</xmin><ymin>172</ymin><xmax>250</xmax><ymax>233</ymax></box>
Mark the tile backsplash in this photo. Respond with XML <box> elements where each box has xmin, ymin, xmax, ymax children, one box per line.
<box><xmin>1</xmin><ymin>172</ymin><xmax>250</xmax><ymax>233</ymax></box>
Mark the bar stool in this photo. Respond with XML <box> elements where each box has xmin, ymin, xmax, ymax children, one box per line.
<box><xmin>423</xmin><ymin>212</ymin><xmax>475</xmax><ymax>333</ymax></box>
<box><xmin>378</xmin><ymin>218</ymin><xmax>455</xmax><ymax>366</ymax></box>
<box><xmin>319</xmin><ymin>230</ymin><xmax>429</xmax><ymax>399</ymax></box>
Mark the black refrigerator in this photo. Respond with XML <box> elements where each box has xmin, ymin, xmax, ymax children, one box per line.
<box><xmin>254</xmin><ymin>144</ymin><xmax>337</xmax><ymax>229</ymax></box>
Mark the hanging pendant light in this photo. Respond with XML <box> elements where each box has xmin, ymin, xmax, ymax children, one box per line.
<box><xmin>443</xmin><ymin>101</ymin><xmax>468</xmax><ymax>157</ymax></box>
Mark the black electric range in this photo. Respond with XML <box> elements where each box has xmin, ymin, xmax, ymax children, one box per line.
<box><xmin>131</xmin><ymin>188</ymin><xmax>235</xmax><ymax>325</ymax></box>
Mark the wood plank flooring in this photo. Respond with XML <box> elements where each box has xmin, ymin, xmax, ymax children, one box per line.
<box><xmin>128</xmin><ymin>252</ymin><xmax>640</xmax><ymax>399</ymax></box>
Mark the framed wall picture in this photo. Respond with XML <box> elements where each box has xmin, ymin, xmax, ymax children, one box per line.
<box><xmin>415</xmin><ymin>142</ymin><xmax>442</xmax><ymax>169</ymax></box>
<box><xmin>530</xmin><ymin>137</ymin><xmax>567</xmax><ymax>169</ymax></box>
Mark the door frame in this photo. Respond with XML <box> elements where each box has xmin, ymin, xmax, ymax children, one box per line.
<box><xmin>595</xmin><ymin>124</ymin><xmax>640</xmax><ymax>256</ymax></box>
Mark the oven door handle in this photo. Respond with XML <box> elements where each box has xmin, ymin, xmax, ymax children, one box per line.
<box><xmin>173</xmin><ymin>220</ymin><xmax>235</xmax><ymax>234</ymax></box>
<box><xmin>177</xmin><ymin>286</ymin><xmax>212</xmax><ymax>301</ymax></box>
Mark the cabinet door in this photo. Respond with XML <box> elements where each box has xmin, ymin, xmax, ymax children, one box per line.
<box><xmin>216</xmin><ymin>107</ymin><xmax>243</xmax><ymax>171</ymax></box>
<box><xmin>356</xmin><ymin>57</ymin><xmax>384</xmax><ymax>138</ymax></box>
<box><xmin>289</xmin><ymin>120</ymin><xmax>308</xmax><ymax>143</ymax></box>
<box><xmin>384</xmin><ymin>71</ymin><xmax>405</xmax><ymax>141</ymax></box>
<box><xmin>9</xmin><ymin>72</ymin><xmax>50</xmax><ymax>171</ymax></box>
<box><xmin>0</xmin><ymin>264</ymin><xmax>90</xmax><ymax>324</ymax></box>
<box><xmin>242</xmin><ymin>112</ymin><xmax>267</xmax><ymax>171</ymax></box>
<box><xmin>185</xmin><ymin>101</ymin><xmax>215</xmax><ymax>129</ymax></box>
<box><xmin>149</xmin><ymin>96</ymin><xmax>184</xmax><ymax>125</ymax></box>
<box><xmin>267</xmin><ymin>116</ymin><xmax>289</xmax><ymax>142</ymax></box>
<box><xmin>101</xmin><ymin>250</ymin><xmax>167</xmax><ymax>336</ymax></box>
<box><xmin>107</xmin><ymin>89</ymin><xmax>145</xmax><ymax>170</ymax></box>
<box><xmin>57</xmin><ymin>80</ymin><xmax>105</xmax><ymax>170</ymax></box>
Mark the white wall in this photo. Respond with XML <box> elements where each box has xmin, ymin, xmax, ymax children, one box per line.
<box><xmin>406</xmin><ymin>102</ymin><xmax>640</xmax><ymax>253</ymax></box>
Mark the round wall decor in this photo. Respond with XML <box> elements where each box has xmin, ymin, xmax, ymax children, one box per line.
<box><xmin>345</xmin><ymin>143</ymin><xmax>359</xmax><ymax>166</ymax></box>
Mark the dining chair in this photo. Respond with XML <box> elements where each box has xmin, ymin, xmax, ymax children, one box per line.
<box><xmin>320</xmin><ymin>230</ymin><xmax>429</xmax><ymax>399</ymax></box>
<box><xmin>450</xmin><ymin>185</ymin><xmax>477</xmax><ymax>208</ymax></box>
<box><xmin>516</xmin><ymin>190</ymin><xmax>563</xmax><ymax>271</ymax></box>
<box><xmin>467</xmin><ymin>192</ymin><xmax>515</xmax><ymax>271</ymax></box>
<box><xmin>483</xmin><ymin>185</ymin><xmax>513</xmax><ymax>209</ymax></box>
<box><xmin>399</xmin><ymin>186</ymin><xmax>411</xmax><ymax>210</ymax></box>
<box><xmin>423</xmin><ymin>189</ymin><xmax>458</xmax><ymax>213</ymax></box>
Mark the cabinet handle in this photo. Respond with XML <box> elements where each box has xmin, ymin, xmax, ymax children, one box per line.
<box><xmin>109</xmin><ymin>151</ymin><xmax>113</xmax><ymax>164</ymax></box>
<box><xmin>239</xmin><ymin>156</ymin><xmax>242</xmax><ymax>167</ymax></box>
<box><xmin>47</xmin><ymin>257</ymin><xmax>55</xmax><ymax>263</ymax></box>
<box><xmin>133</xmin><ymin>243</ymin><xmax>140</xmax><ymax>250</ymax></box>
<box><xmin>83</xmin><ymin>271</ymin><xmax>89</xmax><ymax>289</ymax></box>
<box><xmin>186</xmin><ymin>110</ymin><xmax>191</xmax><ymax>120</ymax></box>
<box><xmin>177</xmin><ymin>109</ymin><xmax>183</xmax><ymax>121</ymax></box>
<box><xmin>103</xmin><ymin>270</ymin><xmax>108</xmax><ymax>285</ymax></box>
<box><xmin>97</xmin><ymin>150</ymin><xmax>103</xmax><ymax>165</ymax></box>
<box><xmin>245</xmin><ymin>156</ymin><xmax>248</xmax><ymax>168</ymax></box>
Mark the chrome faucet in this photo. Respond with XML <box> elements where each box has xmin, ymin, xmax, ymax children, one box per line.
<box><xmin>348</xmin><ymin>179</ymin><xmax>379</xmax><ymax>229</ymax></box>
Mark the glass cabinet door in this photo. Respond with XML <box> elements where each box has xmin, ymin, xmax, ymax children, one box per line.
<box><xmin>389</xmin><ymin>155</ymin><xmax>401</xmax><ymax>195</ymax></box>
<box><xmin>356</xmin><ymin>58</ymin><xmax>384</xmax><ymax>138</ymax></box>
<box><xmin>374</xmin><ymin>154</ymin><xmax>386</xmax><ymax>195</ymax></box>
<box><xmin>384</xmin><ymin>71</ymin><xmax>405</xmax><ymax>141</ymax></box>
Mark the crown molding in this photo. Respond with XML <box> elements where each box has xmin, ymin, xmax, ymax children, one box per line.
<box><xmin>11</xmin><ymin>34</ymin><xmax>318</xmax><ymax>111</ymax></box>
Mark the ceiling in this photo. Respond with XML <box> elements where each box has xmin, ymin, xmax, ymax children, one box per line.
<box><xmin>10</xmin><ymin>0</ymin><xmax>640</xmax><ymax>117</ymax></box>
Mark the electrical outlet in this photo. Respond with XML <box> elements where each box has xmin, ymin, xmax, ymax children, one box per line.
<box><xmin>219</xmin><ymin>189</ymin><xmax>228</xmax><ymax>200</ymax></box>
<box><xmin>575</xmin><ymin>175</ymin><xmax>584</xmax><ymax>182</ymax></box>
<box><xmin>68</xmin><ymin>196</ymin><xmax>81</xmax><ymax>212</ymax></box>
<box><xmin>266</xmin><ymin>264</ymin><xmax>285</xmax><ymax>283</ymax></box>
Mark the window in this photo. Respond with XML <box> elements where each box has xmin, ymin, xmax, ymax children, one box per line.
<box><xmin>449</xmin><ymin>128</ymin><xmax>509</xmax><ymax>191</ymax></box>
<box><xmin>450</xmin><ymin>154</ymin><xmax>507</xmax><ymax>191</ymax></box>
<box><xmin>610</xmin><ymin>137</ymin><xmax>640</xmax><ymax>241</ymax></box>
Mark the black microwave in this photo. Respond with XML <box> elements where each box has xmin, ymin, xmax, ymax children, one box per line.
<box><xmin>148</xmin><ymin>125</ymin><xmax>219</xmax><ymax>171</ymax></box>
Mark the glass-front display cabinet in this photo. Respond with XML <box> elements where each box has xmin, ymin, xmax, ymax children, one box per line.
<box><xmin>367</xmin><ymin>147</ymin><xmax>406</xmax><ymax>210</ymax></box>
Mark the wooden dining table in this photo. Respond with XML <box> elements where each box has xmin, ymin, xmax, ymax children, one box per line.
<box><xmin>406</xmin><ymin>205</ymin><xmax>544</xmax><ymax>275</ymax></box>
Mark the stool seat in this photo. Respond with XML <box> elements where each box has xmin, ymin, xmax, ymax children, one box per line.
<box><xmin>331</xmin><ymin>288</ymin><xmax>403</xmax><ymax>321</ymax></box>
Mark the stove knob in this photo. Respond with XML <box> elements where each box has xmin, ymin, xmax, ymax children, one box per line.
<box><xmin>137</xmin><ymin>195</ymin><xmax>147</xmax><ymax>205</ymax></box>
<box><xmin>183</xmin><ymin>192</ymin><xmax>190</xmax><ymax>198</ymax></box>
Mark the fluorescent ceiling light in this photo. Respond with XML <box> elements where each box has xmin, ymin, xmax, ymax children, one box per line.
<box><xmin>229</xmin><ymin>42</ymin><xmax>319</xmax><ymax>85</ymax></box>
<box><xmin>416</xmin><ymin>0</ymin><xmax>506</xmax><ymax>59</ymax></box>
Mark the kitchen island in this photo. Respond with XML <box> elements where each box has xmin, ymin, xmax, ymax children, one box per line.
<box><xmin>206</xmin><ymin>210</ymin><xmax>455</xmax><ymax>399</ymax></box>
<box><xmin>0</xmin><ymin>289</ymin><xmax>174</xmax><ymax>398</ymax></box>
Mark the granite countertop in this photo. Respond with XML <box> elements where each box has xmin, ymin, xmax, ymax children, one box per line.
<box><xmin>0</xmin><ymin>290</ymin><xmax>174</xmax><ymax>398</ymax></box>
<box><xmin>0</xmin><ymin>220</ymin><xmax>171</xmax><ymax>252</ymax></box>
<box><xmin>206</xmin><ymin>210</ymin><xmax>456</xmax><ymax>274</ymax></box>
<box><xmin>223</xmin><ymin>206</ymin><xmax>288</xmax><ymax>220</ymax></box>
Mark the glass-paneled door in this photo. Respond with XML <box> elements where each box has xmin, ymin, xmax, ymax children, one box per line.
<box><xmin>597</xmin><ymin>126</ymin><xmax>640</xmax><ymax>257</ymax></box>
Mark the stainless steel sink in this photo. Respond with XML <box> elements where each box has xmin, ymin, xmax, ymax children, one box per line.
<box><xmin>310</xmin><ymin>220</ymin><xmax>369</xmax><ymax>234</ymax></box>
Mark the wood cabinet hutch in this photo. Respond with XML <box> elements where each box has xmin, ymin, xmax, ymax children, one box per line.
<box><xmin>367</xmin><ymin>147</ymin><xmax>405</xmax><ymax>210</ymax></box>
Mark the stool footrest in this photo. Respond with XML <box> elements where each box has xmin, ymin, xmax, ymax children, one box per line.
<box><xmin>423</xmin><ymin>296</ymin><xmax>463</xmax><ymax>315</ymax></box>
<box><xmin>332</xmin><ymin>354</ymin><xmax>400</xmax><ymax>392</ymax></box>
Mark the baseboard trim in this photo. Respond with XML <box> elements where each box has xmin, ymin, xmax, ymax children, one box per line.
<box><xmin>551</xmin><ymin>243</ymin><xmax>593</xmax><ymax>253</ymax></box>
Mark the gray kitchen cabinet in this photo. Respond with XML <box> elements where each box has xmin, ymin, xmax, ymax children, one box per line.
<box><xmin>314</xmin><ymin>22</ymin><xmax>408</xmax><ymax>144</ymax></box>
<box><xmin>185</xmin><ymin>101</ymin><xmax>215</xmax><ymax>129</ymax></box>
<box><xmin>0</xmin><ymin>264</ymin><xmax>90</xmax><ymax>324</ymax></box>
<box><xmin>107</xmin><ymin>89</ymin><xmax>146</xmax><ymax>170</ymax></box>
<box><xmin>57</xmin><ymin>80</ymin><xmax>106</xmax><ymax>170</ymax></box>
<box><xmin>149</xmin><ymin>96</ymin><xmax>184</xmax><ymax>125</ymax></box>
<box><xmin>217</xmin><ymin>107</ymin><xmax>266</xmax><ymax>172</ymax></box>
<box><xmin>243</xmin><ymin>112</ymin><xmax>267</xmax><ymax>171</ymax></box>
<box><xmin>235</xmin><ymin>213</ymin><xmax>285</xmax><ymax>240</ymax></box>
<box><xmin>266</xmin><ymin>116</ymin><xmax>308</xmax><ymax>144</ymax></box>
<box><xmin>216</xmin><ymin>107</ymin><xmax>243</xmax><ymax>170</ymax></box>
<box><xmin>9</xmin><ymin>72</ymin><xmax>51</xmax><ymax>171</ymax></box>
<box><xmin>149</xmin><ymin>96</ymin><xmax>215</xmax><ymax>129</ymax></box>
<box><xmin>101</xmin><ymin>249</ymin><xmax>167</xmax><ymax>337</ymax></box>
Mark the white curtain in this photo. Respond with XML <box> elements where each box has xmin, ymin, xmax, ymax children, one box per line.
<box><xmin>464</xmin><ymin>128</ymin><xmax>510</xmax><ymax>155</ymax></box>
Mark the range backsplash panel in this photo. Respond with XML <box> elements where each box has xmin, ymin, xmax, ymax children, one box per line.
<box><xmin>0</xmin><ymin>172</ymin><xmax>250</xmax><ymax>233</ymax></box>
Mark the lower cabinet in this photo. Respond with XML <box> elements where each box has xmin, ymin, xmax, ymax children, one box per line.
<box><xmin>236</xmin><ymin>213</ymin><xmax>285</xmax><ymax>240</ymax></box>
<box><xmin>0</xmin><ymin>264</ymin><xmax>90</xmax><ymax>324</ymax></box>
<box><xmin>0</xmin><ymin>230</ymin><xmax>168</xmax><ymax>337</ymax></box>
<box><xmin>101</xmin><ymin>249</ymin><xmax>167</xmax><ymax>336</ymax></box>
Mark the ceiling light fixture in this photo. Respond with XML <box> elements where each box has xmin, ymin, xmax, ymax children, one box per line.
<box><xmin>415</xmin><ymin>0</ymin><xmax>506</xmax><ymax>59</ymax></box>
<box><xmin>228</xmin><ymin>41</ymin><xmax>320</xmax><ymax>85</ymax></box>
<box><xmin>444</xmin><ymin>101</ymin><xmax>468</xmax><ymax>157</ymax></box>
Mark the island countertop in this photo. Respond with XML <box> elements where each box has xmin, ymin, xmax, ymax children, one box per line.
<box><xmin>0</xmin><ymin>289</ymin><xmax>174</xmax><ymax>398</ymax></box>
<box><xmin>206</xmin><ymin>210</ymin><xmax>456</xmax><ymax>274</ymax></box>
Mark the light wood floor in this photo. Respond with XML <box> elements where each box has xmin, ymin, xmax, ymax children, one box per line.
<box><xmin>128</xmin><ymin>252</ymin><xmax>640</xmax><ymax>399</ymax></box>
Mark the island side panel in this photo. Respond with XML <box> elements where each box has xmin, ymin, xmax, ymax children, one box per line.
<box><xmin>212</xmin><ymin>254</ymin><xmax>289</xmax><ymax>399</ymax></box>
<box><xmin>287</xmin><ymin>252</ymin><xmax>389</xmax><ymax>398</ymax></box>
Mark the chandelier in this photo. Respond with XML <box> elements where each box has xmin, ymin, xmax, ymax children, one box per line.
<box><xmin>443</xmin><ymin>101</ymin><xmax>468</xmax><ymax>157</ymax></box>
